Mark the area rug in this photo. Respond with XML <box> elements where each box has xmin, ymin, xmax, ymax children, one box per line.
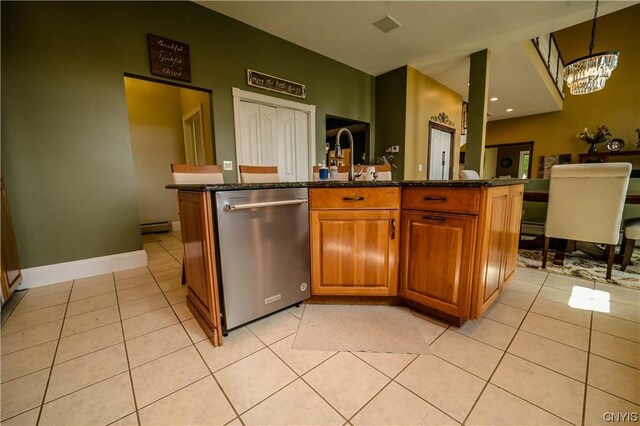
<box><xmin>292</xmin><ymin>304</ymin><xmax>432</xmax><ymax>354</ymax></box>
<box><xmin>518</xmin><ymin>247</ymin><xmax>640</xmax><ymax>290</ymax></box>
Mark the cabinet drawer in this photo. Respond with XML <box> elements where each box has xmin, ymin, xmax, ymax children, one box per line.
<box><xmin>401</xmin><ymin>187</ymin><xmax>480</xmax><ymax>214</ymax></box>
<box><xmin>309</xmin><ymin>187</ymin><xmax>399</xmax><ymax>210</ymax></box>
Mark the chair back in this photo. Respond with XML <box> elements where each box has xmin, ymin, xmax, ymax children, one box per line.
<box><xmin>171</xmin><ymin>164</ymin><xmax>224</xmax><ymax>184</ymax></box>
<box><xmin>239</xmin><ymin>165</ymin><xmax>280</xmax><ymax>183</ymax></box>
<box><xmin>353</xmin><ymin>164</ymin><xmax>392</xmax><ymax>181</ymax></box>
<box><xmin>312</xmin><ymin>165</ymin><xmax>349</xmax><ymax>181</ymax></box>
<box><xmin>459</xmin><ymin>170</ymin><xmax>480</xmax><ymax>180</ymax></box>
<box><xmin>545</xmin><ymin>163</ymin><xmax>631</xmax><ymax>244</ymax></box>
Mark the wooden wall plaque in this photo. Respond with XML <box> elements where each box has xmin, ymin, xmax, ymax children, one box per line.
<box><xmin>247</xmin><ymin>69</ymin><xmax>306</xmax><ymax>98</ymax></box>
<box><xmin>148</xmin><ymin>34</ymin><xmax>191</xmax><ymax>82</ymax></box>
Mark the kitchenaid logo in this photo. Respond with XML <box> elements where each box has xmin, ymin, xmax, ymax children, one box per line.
<box><xmin>603</xmin><ymin>412</ymin><xmax>638</xmax><ymax>422</ymax></box>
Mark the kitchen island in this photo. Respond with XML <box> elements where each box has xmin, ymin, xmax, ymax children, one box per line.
<box><xmin>167</xmin><ymin>180</ymin><xmax>524</xmax><ymax>346</ymax></box>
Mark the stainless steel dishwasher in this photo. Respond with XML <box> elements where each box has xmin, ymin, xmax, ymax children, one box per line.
<box><xmin>215</xmin><ymin>187</ymin><xmax>311</xmax><ymax>330</ymax></box>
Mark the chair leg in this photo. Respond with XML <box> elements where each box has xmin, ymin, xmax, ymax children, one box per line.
<box><xmin>606</xmin><ymin>244</ymin><xmax>615</xmax><ymax>280</ymax></box>
<box><xmin>181</xmin><ymin>263</ymin><xmax>186</xmax><ymax>285</ymax></box>
<box><xmin>542</xmin><ymin>236</ymin><xmax>550</xmax><ymax>269</ymax></box>
<box><xmin>620</xmin><ymin>237</ymin><xmax>636</xmax><ymax>271</ymax></box>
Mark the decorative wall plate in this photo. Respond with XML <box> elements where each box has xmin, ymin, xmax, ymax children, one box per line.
<box><xmin>500</xmin><ymin>157</ymin><xmax>513</xmax><ymax>168</ymax></box>
<box><xmin>607</xmin><ymin>138</ymin><xmax>625</xmax><ymax>152</ymax></box>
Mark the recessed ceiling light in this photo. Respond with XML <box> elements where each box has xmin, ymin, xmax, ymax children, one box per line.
<box><xmin>506</xmin><ymin>108</ymin><xmax>514</xmax><ymax>112</ymax></box>
<box><xmin>490</xmin><ymin>97</ymin><xmax>498</xmax><ymax>102</ymax></box>
<box><xmin>373</xmin><ymin>15</ymin><xmax>402</xmax><ymax>33</ymax></box>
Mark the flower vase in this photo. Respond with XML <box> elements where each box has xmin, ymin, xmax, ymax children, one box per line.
<box><xmin>587</xmin><ymin>142</ymin><xmax>599</xmax><ymax>154</ymax></box>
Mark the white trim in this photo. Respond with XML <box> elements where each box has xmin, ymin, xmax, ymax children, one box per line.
<box><xmin>19</xmin><ymin>250</ymin><xmax>148</xmax><ymax>289</ymax></box>
<box><xmin>232</xmin><ymin>87</ymin><xmax>316</xmax><ymax>181</ymax></box>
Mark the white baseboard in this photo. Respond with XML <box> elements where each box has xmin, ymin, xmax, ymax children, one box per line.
<box><xmin>19</xmin><ymin>250</ymin><xmax>148</xmax><ymax>289</ymax></box>
<box><xmin>171</xmin><ymin>221</ymin><xmax>181</xmax><ymax>232</ymax></box>
<box><xmin>521</xmin><ymin>222</ymin><xmax>544</xmax><ymax>236</ymax></box>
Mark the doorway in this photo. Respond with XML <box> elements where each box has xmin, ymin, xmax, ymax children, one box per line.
<box><xmin>483</xmin><ymin>141</ymin><xmax>534</xmax><ymax>179</ymax></box>
<box><xmin>123</xmin><ymin>75</ymin><xmax>214</xmax><ymax>233</ymax></box>
<box><xmin>427</xmin><ymin>122</ymin><xmax>455</xmax><ymax>180</ymax></box>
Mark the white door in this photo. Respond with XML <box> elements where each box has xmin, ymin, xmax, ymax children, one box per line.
<box><xmin>277</xmin><ymin>107</ymin><xmax>296</xmax><ymax>182</ymax></box>
<box><xmin>294</xmin><ymin>110</ymin><xmax>309</xmax><ymax>182</ymax></box>
<box><xmin>182</xmin><ymin>104</ymin><xmax>206</xmax><ymax>165</ymax></box>
<box><xmin>428</xmin><ymin>127</ymin><xmax>453</xmax><ymax>180</ymax></box>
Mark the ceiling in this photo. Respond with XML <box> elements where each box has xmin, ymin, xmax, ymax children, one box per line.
<box><xmin>196</xmin><ymin>1</ymin><xmax>636</xmax><ymax>121</ymax></box>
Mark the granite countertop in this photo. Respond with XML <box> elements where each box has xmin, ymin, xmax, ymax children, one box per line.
<box><xmin>166</xmin><ymin>179</ymin><xmax>525</xmax><ymax>191</ymax></box>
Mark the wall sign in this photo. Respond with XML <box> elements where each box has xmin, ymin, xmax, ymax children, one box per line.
<box><xmin>247</xmin><ymin>69</ymin><xmax>306</xmax><ymax>98</ymax></box>
<box><xmin>148</xmin><ymin>34</ymin><xmax>191</xmax><ymax>82</ymax></box>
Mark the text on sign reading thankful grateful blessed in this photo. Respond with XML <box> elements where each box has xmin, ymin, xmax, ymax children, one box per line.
<box><xmin>148</xmin><ymin>34</ymin><xmax>191</xmax><ymax>82</ymax></box>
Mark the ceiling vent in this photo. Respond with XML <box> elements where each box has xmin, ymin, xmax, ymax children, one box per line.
<box><xmin>373</xmin><ymin>15</ymin><xmax>401</xmax><ymax>33</ymax></box>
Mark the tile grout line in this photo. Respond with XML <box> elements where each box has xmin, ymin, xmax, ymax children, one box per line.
<box><xmin>581</xmin><ymin>310</ymin><xmax>595</xmax><ymax>426</ymax></box>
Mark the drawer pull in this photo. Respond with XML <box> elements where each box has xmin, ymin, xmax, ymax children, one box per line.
<box><xmin>342</xmin><ymin>196</ymin><xmax>365</xmax><ymax>202</ymax></box>
<box><xmin>423</xmin><ymin>196</ymin><xmax>448</xmax><ymax>202</ymax></box>
<box><xmin>391</xmin><ymin>218</ymin><xmax>396</xmax><ymax>240</ymax></box>
<box><xmin>422</xmin><ymin>215</ymin><xmax>446</xmax><ymax>222</ymax></box>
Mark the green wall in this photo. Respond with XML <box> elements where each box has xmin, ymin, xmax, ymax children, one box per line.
<box><xmin>1</xmin><ymin>1</ymin><xmax>375</xmax><ymax>268</ymax></box>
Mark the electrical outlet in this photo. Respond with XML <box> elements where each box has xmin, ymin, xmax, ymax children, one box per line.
<box><xmin>418</xmin><ymin>164</ymin><xmax>423</xmax><ymax>172</ymax></box>
<box><xmin>385</xmin><ymin>147</ymin><xmax>393</xmax><ymax>153</ymax></box>
<box><xmin>223</xmin><ymin>160</ymin><xmax>233</xmax><ymax>171</ymax></box>
<box><xmin>390</xmin><ymin>145</ymin><xmax>400</xmax><ymax>153</ymax></box>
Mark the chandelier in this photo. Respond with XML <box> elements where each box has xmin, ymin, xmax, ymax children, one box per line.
<box><xmin>563</xmin><ymin>0</ymin><xmax>619</xmax><ymax>95</ymax></box>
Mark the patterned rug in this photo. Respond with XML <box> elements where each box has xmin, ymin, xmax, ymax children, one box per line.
<box><xmin>518</xmin><ymin>247</ymin><xmax>640</xmax><ymax>289</ymax></box>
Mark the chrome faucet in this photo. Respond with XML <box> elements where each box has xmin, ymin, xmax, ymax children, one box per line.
<box><xmin>335</xmin><ymin>128</ymin><xmax>362</xmax><ymax>181</ymax></box>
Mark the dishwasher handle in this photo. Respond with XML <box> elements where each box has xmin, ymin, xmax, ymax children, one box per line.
<box><xmin>224</xmin><ymin>198</ymin><xmax>308</xmax><ymax>211</ymax></box>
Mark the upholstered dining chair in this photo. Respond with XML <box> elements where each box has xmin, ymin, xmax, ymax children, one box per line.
<box><xmin>353</xmin><ymin>164</ymin><xmax>392</xmax><ymax>181</ymax></box>
<box><xmin>542</xmin><ymin>163</ymin><xmax>631</xmax><ymax>280</ymax></box>
<box><xmin>239</xmin><ymin>165</ymin><xmax>280</xmax><ymax>183</ymax></box>
<box><xmin>620</xmin><ymin>217</ymin><xmax>640</xmax><ymax>271</ymax></box>
<box><xmin>171</xmin><ymin>164</ymin><xmax>224</xmax><ymax>284</ymax></box>
<box><xmin>459</xmin><ymin>170</ymin><xmax>480</xmax><ymax>180</ymax></box>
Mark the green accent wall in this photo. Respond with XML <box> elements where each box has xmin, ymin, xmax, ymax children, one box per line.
<box><xmin>1</xmin><ymin>1</ymin><xmax>374</xmax><ymax>268</ymax></box>
<box><xmin>465</xmin><ymin>49</ymin><xmax>490</xmax><ymax>176</ymax></box>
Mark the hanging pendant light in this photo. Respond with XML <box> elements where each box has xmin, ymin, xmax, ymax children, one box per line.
<box><xmin>563</xmin><ymin>0</ymin><xmax>619</xmax><ymax>95</ymax></box>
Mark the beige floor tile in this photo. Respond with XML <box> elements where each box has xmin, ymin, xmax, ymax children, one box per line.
<box><xmin>352</xmin><ymin>351</ymin><xmax>417</xmax><ymax>379</ymax></box>
<box><xmin>182</xmin><ymin>318</ymin><xmax>208</xmax><ymax>343</ymax></box>
<box><xmin>138</xmin><ymin>376</ymin><xmax>235</xmax><ymax>425</ymax></box>
<box><xmin>351</xmin><ymin>381</ymin><xmax>457</xmax><ymax>425</ymax></box>
<box><xmin>466</xmin><ymin>383</ymin><xmax>570</xmax><ymax>425</ymax></box>
<box><xmin>1</xmin><ymin>407</ymin><xmax>40</xmax><ymax>426</ymax></box>
<box><xmin>39</xmin><ymin>372</ymin><xmax>136</xmax><ymax>426</ymax></box>
<box><xmin>214</xmin><ymin>348</ymin><xmax>297</xmax><ymax>414</ymax></box>
<box><xmin>246</xmin><ymin>310</ymin><xmax>300</xmax><ymax>346</ymax></box>
<box><xmin>122</xmin><ymin>306</ymin><xmax>178</xmax><ymax>340</ymax></box>
<box><xmin>514</xmin><ymin>268</ymin><xmax>548</xmax><ymax>284</ymax></box>
<box><xmin>70</xmin><ymin>280</ymin><xmax>115</xmax><ymax>302</ymax></box>
<box><xmin>157</xmin><ymin>277</ymin><xmax>182</xmax><ymax>293</ymax></box>
<box><xmin>482</xmin><ymin>302</ymin><xmax>527</xmax><ymax>327</ymax></box>
<box><xmin>196</xmin><ymin>326</ymin><xmax>265</xmax><ymax>372</ymax></box>
<box><xmin>520</xmin><ymin>312</ymin><xmax>590</xmax><ymax>350</ymax></box>
<box><xmin>55</xmin><ymin>322</ymin><xmax>123</xmax><ymax>364</ymax></box>
<box><xmin>412</xmin><ymin>312</ymin><xmax>448</xmax><ymax>344</ymax></box>
<box><xmin>117</xmin><ymin>283</ymin><xmax>161</xmax><ymax>304</ymax></box>
<box><xmin>491</xmin><ymin>353</ymin><xmax>584</xmax><ymax>424</ymax></box>
<box><xmin>114</xmin><ymin>266</ymin><xmax>150</xmax><ymax>280</ymax></box>
<box><xmin>152</xmin><ymin>267</ymin><xmax>181</xmax><ymax>282</ymax></box>
<box><xmin>74</xmin><ymin>273</ymin><xmax>114</xmax><ymax>287</ymax></box>
<box><xmin>303</xmin><ymin>352</ymin><xmax>389</xmax><ymax>419</ymax></box>
<box><xmin>148</xmin><ymin>259</ymin><xmax>181</xmax><ymax>274</ymax></box>
<box><xmin>584</xmin><ymin>386</ymin><xmax>640</xmax><ymax>426</ymax></box>
<box><xmin>595</xmin><ymin>283</ymin><xmax>640</xmax><ymax>307</ymax></box>
<box><xmin>270</xmin><ymin>334</ymin><xmax>335</xmax><ymax>375</ymax></box>
<box><xmin>0</xmin><ymin>368</ymin><xmax>50</xmax><ymax>421</ymax></box>
<box><xmin>126</xmin><ymin>323</ymin><xmax>191</xmax><ymax>368</ymax></box>
<box><xmin>115</xmin><ymin>273</ymin><xmax>155</xmax><ymax>291</ymax></box>
<box><xmin>171</xmin><ymin>302</ymin><xmax>193</xmax><ymax>321</ymax></box>
<box><xmin>537</xmin><ymin>285</ymin><xmax>572</xmax><ymax>304</ymax></box>
<box><xmin>24</xmin><ymin>280</ymin><xmax>73</xmax><ymax>298</ymax></box>
<box><xmin>286</xmin><ymin>304</ymin><xmax>305</xmax><ymax>319</ymax></box>
<box><xmin>453</xmin><ymin>317</ymin><xmax>516</xmax><ymax>350</ymax></box>
<box><xmin>119</xmin><ymin>293</ymin><xmax>169</xmax><ymax>320</ymax></box>
<box><xmin>66</xmin><ymin>292</ymin><xmax>118</xmax><ymax>317</ymax></box>
<box><xmin>61</xmin><ymin>305</ymin><xmax>120</xmax><ymax>337</ymax></box>
<box><xmin>131</xmin><ymin>346</ymin><xmax>209</xmax><ymax>408</ymax></box>
<box><xmin>1</xmin><ymin>320</ymin><xmax>63</xmax><ymax>356</ymax></box>
<box><xmin>225</xmin><ymin>418</ymin><xmax>242</xmax><ymax>425</ymax></box>
<box><xmin>242</xmin><ymin>378</ymin><xmax>344</xmax><ymax>426</ymax></box>
<box><xmin>508</xmin><ymin>330</ymin><xmax>588</xmax><ymax>382</ymax></box>
<box><xmin>507</xmin><ymin>279</ymin><xmax>542</xmax><ymax>296</ymax></box>
<box><xmin>13</xmin><ymin>291</ymin><xmax>69</xmax><ymax>314</ymax></box>
<box><xmin>605</xmin><ymin>300</ymin><xmax>640</xmax><ymax>323</ymax></box>
<box><xmin>109</xmin><ymin>412</ymin><xmax>139</xmax><ymax>425</ymax></box>
<box><xmin>46</xmin><ymin>343</ymin><xmax>128</xmax><ymax>402</ymax></box>
<box><xmin>168</xmin><ymin>249</ymin><xmax>184</xmax><ymax>263</ymax></box>
<box><xmin>530</xmin><ymin>297</ymin><xmax>592</xmax><ymax>327</ymax></box>
<box><xmin>163</xmin><ymin>286</ymin><xmax>187</xmax><ymax>305</ymax></box>
<box><xmin>591</xmin><ymin>330</ymin><xmax>640</xmax><ymax>369</ymax></box>
<box><xmin>544</xmin><ymin>273</ymin><xmax>594</xmax><ymax>292</ymax></box>
<box><xmin>496</xmin><ymin>289</ymin><xmax>536</xmax><ymax>310</ymax></box>
<box><xmin>395</xmin><ymin>354</ymin><xmax>485</xmax><ymax>422</ymax></box>
<box><xmin>588</xmin><ymin>354</ymin><xmax>640</xmax><ymax>404</ymax></box>
<box><xmin>2</xmin><ymin>304</ymin><xmax>66</xmax><ymax>335</ymax></box>
<box><xmin>1</xmin><ymin>341</ymin><xmax>57</xmax><ymax>383</ymax></box>
<box><xmin>592</xmin><ymin>312</ymin><xmax>640</xmax><ymax>343</ymax></box>
<box><xmin>430</xmin><ymin>329</ymin><xmax>503</xmax><ymax>380</ymax></box>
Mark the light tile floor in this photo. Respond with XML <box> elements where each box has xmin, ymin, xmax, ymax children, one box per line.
<box><xmin>1</xmin><ymin>232</ymin><xmax>639</xmax><ymax>425</ymax></box>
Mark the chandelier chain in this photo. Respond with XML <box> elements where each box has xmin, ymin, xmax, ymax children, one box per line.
<box><xmin>589</xmin><ymin>0</ymin><xmax>599</xmax><ymax>55</ymax></box>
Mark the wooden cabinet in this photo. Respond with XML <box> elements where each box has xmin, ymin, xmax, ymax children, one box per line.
<box><xmin>1</xmin><ymin>177</ymin><xmax>22</xmax><ymax>303</ymax></box>
<box><xmin>309</xmin><ymin>187</ymin><xmax>400</xmax><ymax>296</ymax></box>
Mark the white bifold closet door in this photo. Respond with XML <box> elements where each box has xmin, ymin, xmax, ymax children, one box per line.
<box><xmin>237</xmin><ymin>100</ymin><xmax>309</xmax><ymax>182</ymax></box>
<box><xmin>428</xmin><ymin>127</ymin><xmax>452</xmax><ymax>180</ymax></box>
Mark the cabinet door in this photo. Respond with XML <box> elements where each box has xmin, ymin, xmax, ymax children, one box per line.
<box><xmin>399</xmin><ymin>210</ymin><xmax>476</xmax><ymax>318</ymax></box>
<box><xmin>502</xmin><ymin>185</ymin><xmax>524</xmax><ymax>285</ymax></box>
<box><xmin>310</xmin><ymin>210</ymin><xmax>399</xmax><ymax>296</ymax></box>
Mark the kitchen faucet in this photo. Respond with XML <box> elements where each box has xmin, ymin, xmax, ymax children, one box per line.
<box><xmin>335</xmin><ymin>128</ymin><xmax>362</xmax><ymax>181</ymax></box>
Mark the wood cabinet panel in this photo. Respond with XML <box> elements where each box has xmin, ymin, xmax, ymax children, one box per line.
<box><xmin>503</xmin><ymin>185</ymin><xmax>524</xmax><ymax>284</ymax></box>
<box><xmin>310</xmin><ymin>209</ymin><xmax>399</xmax><ymax>296</ymax></box>
<box><xmin>400</xmin><ymin>210</ymin><xmax>476</xmax><ymax>318</ymax></box>
<box><xmin>402</xmin><ymin>187</ymin><xmax>480</xmax><ymax>214</ymax></box>
<box><xmin>1</xmin><ymin>177</ymin><xmax>22</xmax><ymax>302</ymax></box>
<box><xmin>309</xmin><ymin>187</ymin><xmax>399</xmax><ymax>210</ymax></box>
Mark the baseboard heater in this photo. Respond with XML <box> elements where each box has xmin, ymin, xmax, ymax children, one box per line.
<box><xmin>140</xmin><ymin>221</ymin><xmax>171</xmax><ymax>234</ymax></box>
